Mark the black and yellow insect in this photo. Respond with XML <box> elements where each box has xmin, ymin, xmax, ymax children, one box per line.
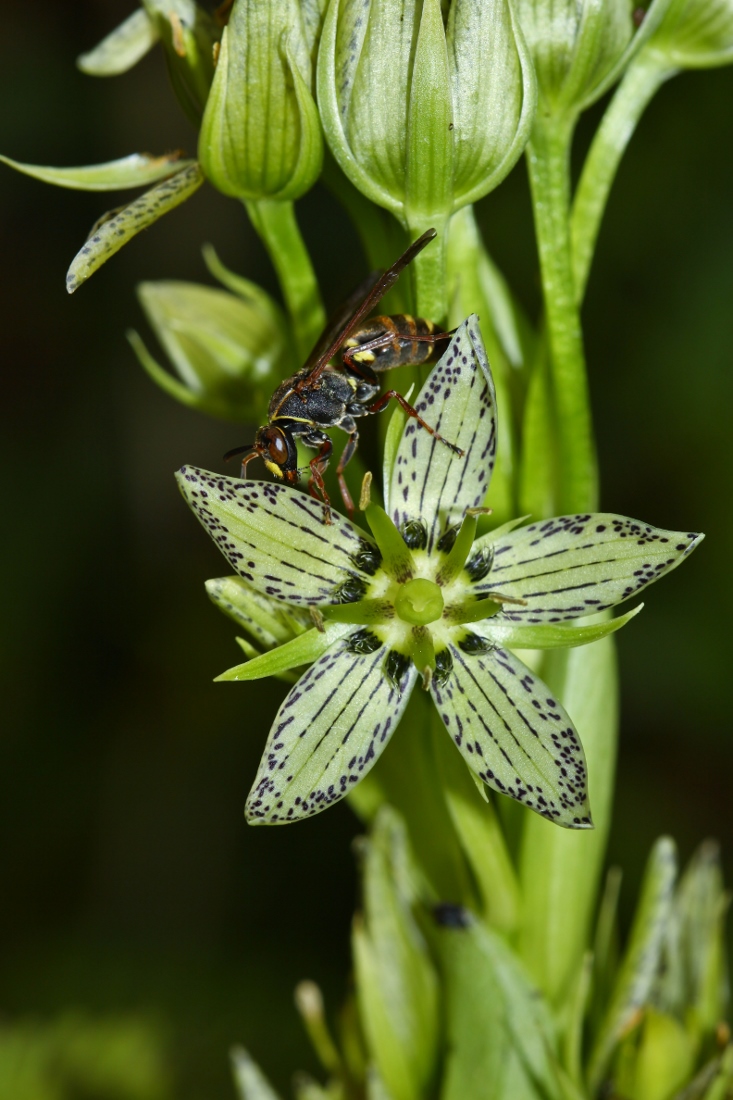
<box><xmin>226</xmin><ymin>228</ymin><xmax>462</xmax><ymax>522</ymax></box>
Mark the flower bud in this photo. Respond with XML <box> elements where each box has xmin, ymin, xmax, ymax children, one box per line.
<box><xmin>514</xmin><ymin>0</ymin><xmax>670</xmax><ymax>113</ymax></box>
<box><xmin>129</xmin><ymin>270</ymin><xmax>292</xmax><ymax>422</ymax></box>
<box><xmin>318</xmin><ymin>0</ymin><xmax>535</xmax><ymax>317</ymax></box>
<box><xmin>142</xmin><ymin>1</ymin><xmax>220</xmax><ymax>122</ymax></box>
<box><xmin>643</xmin><ymin>0</ymin><xmax>733</xmax><ymax>68</ymax></box>
<box><xmin>198</xmin><ymin>0</ymin><xmax>322</xmax><ymax>202</ymax></box>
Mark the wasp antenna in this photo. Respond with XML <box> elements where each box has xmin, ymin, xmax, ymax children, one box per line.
<box><xmin>223</xmin><ymin>443</ymin><xmax>254</xmax><ymax>462</ymax></box>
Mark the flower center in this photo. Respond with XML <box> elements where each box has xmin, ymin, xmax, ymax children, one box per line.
<box><xmin>394</xmin><ymin>578</ymin><xmax>444</xmax><ymax>625</ymax></box>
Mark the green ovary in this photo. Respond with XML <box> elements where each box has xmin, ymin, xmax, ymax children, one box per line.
<box><xmin>394</xmin><ymin>578</ymin><xmax>444</xmax><ymax>626</ymax></box>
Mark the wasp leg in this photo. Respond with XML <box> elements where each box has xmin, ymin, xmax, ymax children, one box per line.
<box><xmin>304</xmin><ymin>434</ymin><xmax>334</xmax><ymax>525</ymax></box>
<box><xmin>335</xmin><ymin>417</ymin><xmax>359</xmax><ymax>519</ymax></box>
<box><xmin>366</xmin><ymin>391</ymin><xmax>464</xmax><ymax>456</ymax></box>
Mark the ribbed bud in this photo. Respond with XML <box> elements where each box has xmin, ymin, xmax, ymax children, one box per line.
<box><xmin>198</xmin><ymin>0</ymin><xmax>323</xmax><ymax>202</ymax></box>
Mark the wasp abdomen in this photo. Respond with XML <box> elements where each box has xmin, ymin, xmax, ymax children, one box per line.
<box><xmin>342</xmin><ymin>314</ymin><xmax>441</xmax><ymax>371</ymax></box>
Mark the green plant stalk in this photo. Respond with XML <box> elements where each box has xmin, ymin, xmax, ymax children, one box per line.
<box><xmin>245</xmin><ymin>197</ymin><xmax>326</xmax><ymax>360</ymax></box>
<box><xmin>571</xmin><ymin>52</ymin><xmax>676</xmax><ymax>302</ymax></box>
<box><xmin>526</xmin><ymin>112</ymin><xmax>598</xmax><ymax>514</ymax></box>
<box><xmin>409</xmin><ymin>212</ymin><xmax>450</xmax><ymax>325</ymax></box>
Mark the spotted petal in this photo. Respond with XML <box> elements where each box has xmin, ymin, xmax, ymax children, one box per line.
<box><xmin>389</xmin><ymin>315</ymin><xmax>497</xmax><ymax>552</ymax></box>
<box><xmin>472</xmin><ymin>514</ymin><xmax>702</xmax><ymax>622</ymax></box>
<box><xmin>177</xmin><ymin>467</ymin><xmax>381</xmax><ymax>606</ymax></box>
<box><xmin>431</xmin><ymin>643</ymin><xmax>591</xmax><ymax>829</ymax></box>
<box><xmin>246</xmin><ymin>637</ymin><xmax>417</xmax><ymax>823</ymax></box>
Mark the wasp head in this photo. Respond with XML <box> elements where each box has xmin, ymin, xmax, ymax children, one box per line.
<box><xmin>253</xmin><ymin>424</ymin><xmax>299</xmax><ymax>483</ymax></box>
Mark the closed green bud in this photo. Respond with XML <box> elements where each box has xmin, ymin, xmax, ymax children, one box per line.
<box><xmin>318</xmin><ymin>0</ymin><xmax>535</xmax><ymax>318</ymax></box>
<box><xmin>515</xmin><ymin>0</ymin><xmax>672</xmax><ymax>114</ymax></box>
<box><xmin>128</xmin><ymin>270</ymin><xmax>292</xmax><ymax>422</ymax></box>
<box><xmin>198</xmin><ymin>0</ymin><xmax>322</xmax><ymax>202</ymax></box>
<box><xmin>142</xmin><ymin>1</ymin><xmax>220</xmax><ymax>123</ymax></box>
<box><xmin>643</xmin><ymin>0</ymin><xmax>733</xmax><ymax>68</ymax></box>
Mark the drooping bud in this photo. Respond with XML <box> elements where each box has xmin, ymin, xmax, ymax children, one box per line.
<box><xmin>129</xmin><ymin>266</ymin><xmax>292</xmax><ymax>422</ymax></box>
<box><xmin>198</xmin><ymin>0</ymin><xmax>322</xmax><ymax>202</ymax></box>
<box><xmin>640</xmin><ymin>0</ymin><xmax>733</xmax><ymax>68</ymax></box>
<box><xmin>142</xmin><ymin>0</ymin><xmax>220</xmax><ymax>123</ymax></box>
<box><xmin>318</xmin><ymin>0</ymin><xmax>535</xmax><ymax>319</ymax></box>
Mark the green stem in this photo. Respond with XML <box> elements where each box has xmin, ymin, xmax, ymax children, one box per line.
<box><xmin>407</xmin><ymin>212</ymin><xmax>449</xmax><ymax>324</ymax></box>
<box><xmin>571</xmin><ymin>52</ymin><xmax>675</xmax><ymax>303</ymax></box>
<box><xmin>245</xmin><ymin>197</ymin><xmax>326</xmax><ymax>360</ymax></box>
<box><xmin>526</xmin><ymin>112</ymin><xmax>598</xmax><ymax>514</ymax></box>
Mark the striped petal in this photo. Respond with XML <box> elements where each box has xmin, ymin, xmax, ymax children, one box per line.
<box><xmin>177</xmin><ymin>467</ymin><xmax>381</xmax><ymax>606</ymax></box>
<box><xmin>389</xmin><ymin>315</ymin><xmax>497</xmax><ymax>552</ymax></box>
<box><xmin>431</xmin><ymin>642</ymin><xmax>591</xmax><ymax>828</ymax></box>
<box><xmin>246</xmin><ymin>637</ymin><xmax>417</xmax><ymax>823</ymax></box>
<box><xmin>472</xmin><ymin>514</ymin><xmax>702</xmax><ymax>622</ymax></box>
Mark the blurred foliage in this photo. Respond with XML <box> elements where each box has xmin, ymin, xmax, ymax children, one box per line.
<box><xmin>1</xmin><ymin>1</ymin><xmax>732</xmax><ymax>1097</ymax></box>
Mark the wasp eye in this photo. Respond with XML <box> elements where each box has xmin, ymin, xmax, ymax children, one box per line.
<box><xmin>266</xmin><ymin>430</ymin><xmax>288</xmax><ymax>464</ymax></box>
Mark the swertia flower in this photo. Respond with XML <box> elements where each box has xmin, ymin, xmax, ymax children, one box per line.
<box><xmin>176</xmin><ymin>317</ymin><xmax>701</xmax><ymax>829</ymax></box>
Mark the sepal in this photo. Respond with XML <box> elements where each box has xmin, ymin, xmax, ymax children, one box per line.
<box><xmin>66</xmin><ymin>164</ymin><xmax>204</xmax><ymax>293</ymax></box>
<box><xmin>0</xmin><ymin>151</ymin><xmax>191</xmax><ymax>191</ymax></box>
<box><xmin>77</xmin><ymin>9</ymin><xmax>159</xmax><ymax>76</ymax></box>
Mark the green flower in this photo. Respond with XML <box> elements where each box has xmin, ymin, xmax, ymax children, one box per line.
<box><xmin>176</xmin><ymin>318</ymin><xmax>701</xmax><ymax>829</ymax></box>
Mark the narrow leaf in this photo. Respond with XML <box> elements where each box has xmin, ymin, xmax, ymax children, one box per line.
<box><xmin>216</xmin><ymin>622</ymin><xmax>352</xmax><ymax>681</ymax></box>
<box><xmin>231</xmin><ymin>1047</ymin><xmax>283</xmax><ymax>1100</ymax></box>
<box><xmin>206</xmin><ymin>576</ymin><xmax>309</xmax><ymax>648</ymax></box>
<box><xmin>588</xmin><ymin>837</ymin><xmax>678</xmax><ymax>1092</ymax></box>
<box><xmin>77</xmin><ymin>8</ymin><xmax>159</xmax><ymax>75</ymax></box>
<box><xmin>0</xmin><ymin>151</ymin><xmax>190</xmax><ymax>191</ymax></box>
<box><xmin>481</xmin><ymin>604</ymin><xmax>642</xmax><ymax>649</ymax></box>
<box><xmin>66</xmin><ymin>163</ymin><xmax>204</xmax><ymax>292</ymax></box>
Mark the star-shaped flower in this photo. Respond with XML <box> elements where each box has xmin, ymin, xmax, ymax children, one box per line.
<box><xmin>176</xmin><ymin>316</ymin><xmax>702</xmax><ymax>829</ymax></box>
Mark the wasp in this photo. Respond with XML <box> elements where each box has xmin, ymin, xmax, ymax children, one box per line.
<box><xmin>225</xmin><ymin>227</ymin><xmax>462</xmax><ymax>523</ymax></box>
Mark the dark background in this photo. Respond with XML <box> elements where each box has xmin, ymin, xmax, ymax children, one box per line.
<box><xmin>1</xmin><ymin>3</ymin><xmax>731</xmax><ymax>1096</ymax></box>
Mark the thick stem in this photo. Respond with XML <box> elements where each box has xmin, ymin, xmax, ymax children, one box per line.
<box><xmin>526</xmin><ymin>113</ymin><xmax>598</xmax><ymax>514</ymax></box>
<box><xmin>406</xmin><ymin>212</ymin><xmax>449</xmax><ymax>324</ymax></box>
<box><xmin>245</xmin><ymin>198</ymin><xmax>326</xmax><ymax>361</ymax></box>
<box><xmin>571</xmin><ymin>53</ymin><xmax>674</xmax><ymax>303</ymax></box>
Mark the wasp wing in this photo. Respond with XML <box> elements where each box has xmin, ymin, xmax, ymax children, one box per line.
<box><xmin>300</xmin><ymin>227</ymin><xmax>437</xmax><ymax>386</ymax></box>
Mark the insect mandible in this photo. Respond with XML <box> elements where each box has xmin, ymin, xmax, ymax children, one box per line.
<box><xmin>225</xmin><ymin>228</ymin><xmax>463</xmax><ymax>524</ymax></box>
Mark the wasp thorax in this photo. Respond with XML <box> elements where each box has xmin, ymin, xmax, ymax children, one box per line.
<box><xmin>394</xmin><ymin>578</ymin><xmax>444</xmax><ymax>626</ymax></box>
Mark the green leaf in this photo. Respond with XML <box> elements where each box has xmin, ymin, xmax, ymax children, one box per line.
<box><xmin>473</xmin><ymin>514</ymin><xmax>703</xmax><ymax>621</ymax></box>
<box><xmin>588</xmin><ymin>837</ymin><xmax>678</xmax><ymax>1093</ymax></box>
<box><xmin>230</xmin><ymin>1047</ymin><xmax>283</xmax><ymax>1100</ymax></box>
<box><xmin>431</xmin><ymin>643</ymin><xmax>592</xmax><ymax>829</ymax></box>
<box><xmin>66</xmin><ymin>163</ymin><xmax>204</xmax><ymax>293</ymax></box>
<box><xmin>245</xmin><ymin>639</ymin><xmax>416</xmax><ymax>823</ymax></box>
<box><xmin>0</xmin><ymin>151</ymin><xmax>191</xmax><ymax>191</ymax></box>
<box><xmin>77</xmin><ymin>8</ymin><xmax>159</xmax><ymax>75</ymax></box>
<box><xmin>389</xmin><ymin>317</ymin><xmax>497</xmax><ymax>553</ymax></box>
<box><xmin>435</xmin><ymin>912</ymin><xmax>563</xmax><ymax>1100</ymax></box>
<box><xmin>216</xmin><ymin>622</ymin><xmax>352</xmax><ymax>681</ymax></box>
<box><xmin>354</xmin><ymin>809</ymin><xmax>439</xmax><ymax>1100</ymax></box>
<box><xmin>482</xmin><ymin>604</ymin><xmax>642</xmax><ymax>649</ymax></box>
<box><xmin>405</xmin><ymin>0</ymin><xmax>453</xmax><ymax>223</ymax></box>
<box><xmin>133</xmin><ymin>278</ymin><xmax>289</xmax><ymax>422</ymax></box>
<box><xmin>649</xmin><ymin>0</ymin><xmax>733</xmax><ymax>67</ymax></box>
<box><xmin>626</xmin><ymin>1009</ymin><xmax>696</xmax><ymax>1100</ymax></box>
<box><xmin>176</xmin><ymin>467</ymin><xmax>380</xmax><ymax>607</ymax></box>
